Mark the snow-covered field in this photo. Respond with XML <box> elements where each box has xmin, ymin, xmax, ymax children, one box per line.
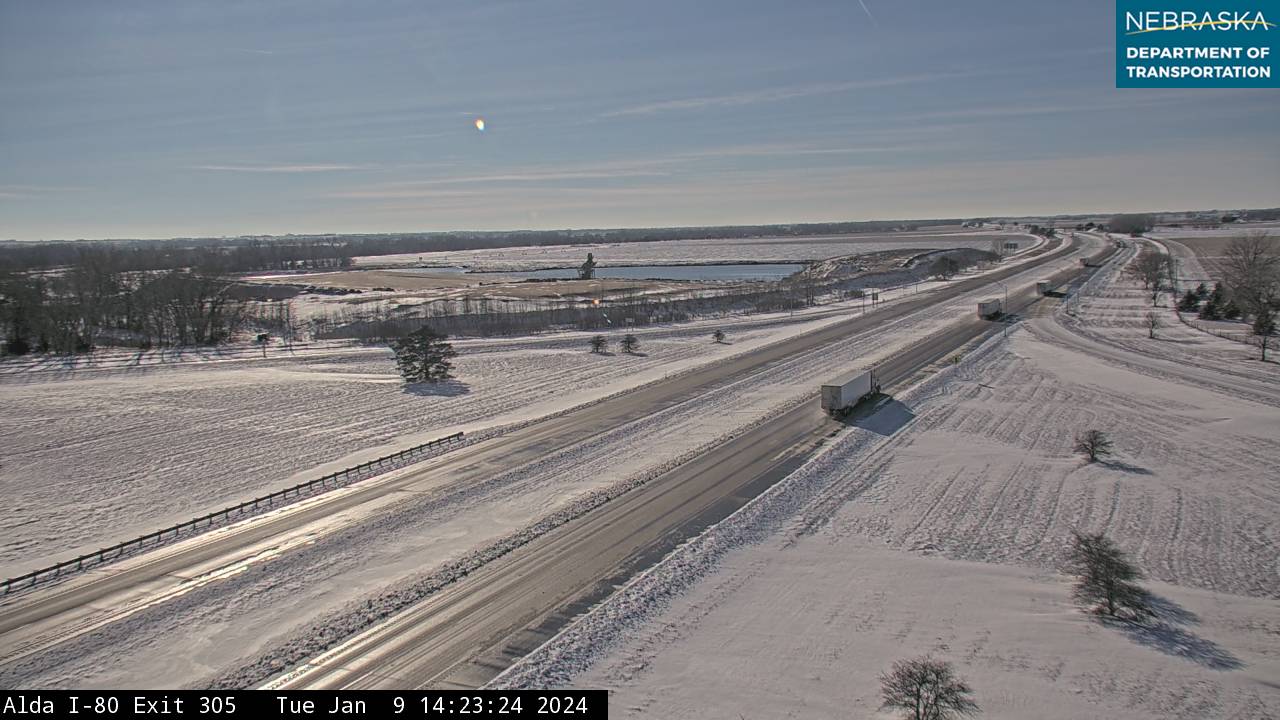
<box><xmin>0</xmin><ymin>312</ymin><xmax>840</xmax><ymax>577</ymax></box>
<box><xmin>1148</xmin><ymin>221</ymin><xmax>1280</xmax><ymax>240</ymax></box>
<box><xmin>0</xmin><ymin>236</ymin><xmax>1056</xmax><ymax>578</ymax></box>
<box><xmin>0</xmin><ymin>237</ymin><xmax>1095</xmax><ymax>689</ymax></box>
<box><xmin>1056</xmin><ymin>240</ymin><xmax>1280</xmax><ymax>405</ymax></box>
<box><xmin>353</xmin><ymin>232</ymin><xmax>1015</xmax><ymax>270</ymax></box>
<box><xmin>496</xmin><ymin>251</ymin><xmax>1280</xmax><ymax>718</ymax></box>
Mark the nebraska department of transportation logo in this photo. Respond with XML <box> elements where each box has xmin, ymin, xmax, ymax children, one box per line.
<box><xmin>1117</xmin><ymin>1</ymin><xmax>1279</xmax><ymax>87</ymax></box>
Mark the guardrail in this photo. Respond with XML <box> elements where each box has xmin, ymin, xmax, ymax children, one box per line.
<box><xmin>1</xmin><ymin>431</ymin><xmax>465</xmax><ymax>596</ymax></box>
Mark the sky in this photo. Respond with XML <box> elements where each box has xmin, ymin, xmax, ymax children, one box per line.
<box><xmin>1</xmin><ymin>0</ymin><xmax>1277</xmax><ymax>240</ymax></box>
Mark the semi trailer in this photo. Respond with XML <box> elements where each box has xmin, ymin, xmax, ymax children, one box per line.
<box><xmin>820</xmin><ymin>367</ymin><xmax>880</xmax><ymax>418</ymax></box>
<box><xmin>1036</xmin><ymin>280</ymin><xmax>1052</xmax><ymax>296</ymax></box>
<box><xmin>977</xmin><ymin>298</ymin><xmax>1003</xmax><ymax>319</ymax></box>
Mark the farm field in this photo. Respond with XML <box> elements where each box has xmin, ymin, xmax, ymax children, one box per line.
<box><xmin>1150</xmin><ymin>223</ymin><xmax>1280</xmax><ymax>285</ymax></box>
<box><xmin>351</xmin><ymin>231</ymin><xmax>1017</xmax><ymax>271</ymax></box>
<box><xmin>497</xmin><ymin>248</ymin><xmax>1280</xmax><ymax>719</ymax></box>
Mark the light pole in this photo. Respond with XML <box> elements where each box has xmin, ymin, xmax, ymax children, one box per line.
<box><xmin>987</xmin><ymin>280</ymin><xmax>1008</xmax><ymax>312</ymax></box>
<box><xmin>994</xmin><ymin>281</ymin><xmax>1009</xmax><ymax>336</ymax></box>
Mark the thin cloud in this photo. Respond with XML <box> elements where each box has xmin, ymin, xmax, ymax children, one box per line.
<box><xmin>601</xmin><ymin>73</ymin><xmax>974</xmax><ymax>118</ymax></box>
<box><xmin>0</xmin><ymin>184</ymin><xmax>83</xmax><ymax>199</ymax></box>
<box><xmin>675</xmin><ymin>143</ymin><xmax>934</xmax><ymax>159</ymax></box>
<box><xmin>324</xmin><ymin>141</ymin><xmax>954</xmax><ymax>203</ymax></box>
<box><xmin>329</xmin><ymin>168</ymin><xmax>670</xmax><ymax>199</ymax></box>
<box><xmin>192</xmin><ymin>164</ymin><xmax>375</xmax><ymax>173</ymax></box>
<box><xmin>856</xmin><ymin>0</ymin><xmax>880</xmax><ymax>28</ymax></box>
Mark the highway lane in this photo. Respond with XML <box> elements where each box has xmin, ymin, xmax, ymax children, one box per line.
<box><xmin>0</xmin><ymin>235</ymin><xmax>1089</xmax><ymax>668</ymax></box>
<box><xmin>280</xmin><ymin>241</ymin><xmax>1116</xmax><ymax>691</ymax></box>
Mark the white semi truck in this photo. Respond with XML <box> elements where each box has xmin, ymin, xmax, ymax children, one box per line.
<box><xmin>1036</xmin><ymin>280</ymin><xmax>1052</xmax><ymax>296</ymax></box>
<box><xmin>977</xmin><ymin>298</ymin><xmax>1003</xmax><ymax>319</ymax></box>
<box><xmin>820</xmin><ymin>367</ymin><xmax>880</xmax><ymax>418</ymax></box>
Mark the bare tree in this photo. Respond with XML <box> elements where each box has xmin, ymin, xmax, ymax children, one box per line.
<box><xmin>880</xmin><ymin>656</ymin><xmax>979</xmax><ymax>720</ymax></box>
<box><xmin>590</xmin><ymin>334</ymin><xmax>607</xmax><ymax>354</ymax></box>
<box><xmin>1126</xmin><ymin>252</ymin><xmax>1172</xmax><ymax>303</ymax></box>
<box><xmin>712</xmin><ymin>329</ymin><xmax>726</xmax><ymax>344</ymax></box>
<box><xmin>1074</xmin><ymin>429</ymin><xmax>1113</xmax><ymax>463</ymax></box>
<box><xmin>620</xmin><ymin>333</ymin><xmax>639</xmax><ymax>354</ymax></box>
<box><xmin>1066</xmin><ymin>531</ymin><xmax>1151</xmax><ymax>619</ymax></box>
<box><xmin>1221</xmin><ymin>232</ymin><xmax>1280</xmax><ymax>321</ymax></box>
<box><xmin>1144</xmin><ymin>310</ymin><xmax>1160</xmax><ymax>339</ymax></box>
<box><xmin>280</xmin><ymin>301</ymin><xmax>297</xmax><ymax>348</ymax></box>
<box><xmin>1253</xmin><ymin>306</ymin><xmax>1277</xmax><ymax>362</ymax></box>
<box><xmin>929</xmin><ymin>256</ymin><xmax>961</xmax><ymax>280</ymax></box>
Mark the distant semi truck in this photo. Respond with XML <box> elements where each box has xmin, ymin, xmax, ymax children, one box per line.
<box><xmin>977</xmin><ymin>298</ymin><xmax>1003</xmax><ymax>319</ymax></box>
<box><xmin>1036</xmin><ymin>280</ymin><xmax>1052</xmax><ymax>296</ymax></box>
<box><xmin>820</xmin><ymin>367</ymin><xmax>880</xmax><ymax>418</ymax></box>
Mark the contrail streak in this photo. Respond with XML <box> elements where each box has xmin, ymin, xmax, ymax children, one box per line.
<box><xmin>857</xmin><ymin>0</ymin><xmax>880</xmax><ymax>28</ymax></box>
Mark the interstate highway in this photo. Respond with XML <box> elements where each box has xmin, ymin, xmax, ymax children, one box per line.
<box><xmin>0</xmin><ymin>234</ymin><xmax>1097</xmax><ymax>681</ymax></box>
<box><xmin>271</xmin><ymin>240</ymin><xmax>1115</xmax><ymax>690</ymax></box>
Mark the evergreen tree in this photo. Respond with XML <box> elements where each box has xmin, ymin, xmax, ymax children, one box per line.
<box><xmin>590</xmin><ymin>334</ymin><xmax>607</xmax><ymax>353</ymax></box>
<box><xmin>1200</xmin><ymin>283</ymin><xmax>1226</xmax><ymax>320</ymax></box>
<box><xmin>620</xmin><ymin>334</ymin><xmax>639</xmax><ymax>354</ymax></box>
<box><xmin>391</xmin><ymin>326</ymin><xmax>457</xmax><ymax>383</ymax></box>
<box><xmin>1209</xmin><ymin>281</ymin><xmax>1227</xmax><ymax>305</ymax></box>
<box><xmin>712</xmin><ymin>329</ymin><xmax>726</xmax><ymax>344</ymax></box>
<box><xmin>1177</xmin><ymin>290</ymin><xmax>1199</xmax><ymax>312</ymax></box>
<box><xmin>1194</xmin><ymin>282</ymin><xmax>1210</xmax><ymax>299</ymax></box>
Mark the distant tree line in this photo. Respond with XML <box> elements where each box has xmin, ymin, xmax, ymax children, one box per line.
<box><xmin>0</xmin><ymin>237</ymin><xmax>353</xmax><ymax>275</ymax></box>
<box><xmin>1108</xmin><ymin>214</ymin><xmax>1155</xmax><ymax>236</ymax></box>
<box><xmin>0</xmin><ymin>219</ymin><xmax>954</xmax><ymax>274</ymax></box>
<box><xmin>1</xmin><ymin>247</ymin><xmax>246</xmax><ymax>355</ymax></box>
